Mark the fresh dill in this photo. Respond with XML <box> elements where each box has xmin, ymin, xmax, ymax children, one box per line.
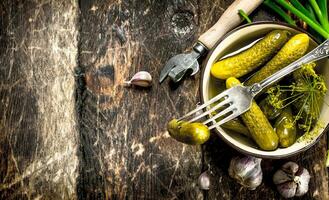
<box><xmin>266</xmin><ymin>62</ymin><xmax>327</xmax><ymax>134</ymax></box>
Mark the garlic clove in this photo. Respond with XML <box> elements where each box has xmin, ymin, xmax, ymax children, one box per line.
<box><xmin>130</xmin><ymin>79</ymin><xmax>151</xmax><ymax>87</ymax></box>
<box><xmin>273</xmin><ymin>169</ymin><xmax>292</xmax><ymax>185</ymax></box>
<box><xmin>277</xmin><ymin>181</ymin><xmax>298</xmax><ymax>198</ymax></box>
<box><xmin>198</xmin><ymin>171</ymin><xmax>210</xmax><ymax>190</ymax></box>
<box><xmin>282</xmin><ymin>161</ymin><xmax>299</xmax><ymax>174</ymax></box>
<box><xmin>124</xmin><ymin>71</ymin><xmax>152</xmax><ymax>87</ymax></box>
<box><xmin>295</xmin><ymin>168</ymin><xmax>310</xmax><ymax>196</ymax></box>
<box><xmin>245</xmin><ymin>169</ymin><xmax>263</xmax><ymax>190</ymax></box>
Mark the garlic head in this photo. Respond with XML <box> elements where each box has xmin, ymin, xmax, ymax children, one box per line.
<box><xmin>228</xmin><ymin>156</ymin><xmax>263</xmax><ymax>190</ymax></box>
<box><xmin>273</xmin><ymin>161</ymin><xmax>310</xmax><ymax>198</ymax></box>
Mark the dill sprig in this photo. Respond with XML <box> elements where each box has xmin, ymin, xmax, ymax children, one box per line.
<box><xmin>266</xmin><ymin>63</ymin><xmax>327</xmax><ymax>134</ymax></box>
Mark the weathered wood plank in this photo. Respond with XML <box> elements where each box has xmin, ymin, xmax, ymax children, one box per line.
<box><xmin>0</xmin><ymin>0</ymin><xmax>328</xmax><ymax>199</ymax></box>
<box><xmin>78</xmin><ymin>0</ymin><xmax>205</xmax><ymax>199</ymax></box>
<box><xmin>78</xmin><ymin>1</ymin><xmax>208</xmax><ymax>199</ymax></box>
<box><xmin>0</xmin><ymin>1</ymin><xmax>79</xmax><ymax>199</ymax></box>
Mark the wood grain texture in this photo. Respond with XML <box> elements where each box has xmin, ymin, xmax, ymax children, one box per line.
<box><xmin>77</xmin><ymin>0</ymin><xmax>203</xmax><ymax>199</ymax></box>
<box><xmin>0</xmin><ymin>0</ymin><xmax>328</xmax><ymax>199</ymax></box>
<box><xmin>0</xmin><ymin>0</ymin><xmax>79</xmax><ymax>199</ymax></box>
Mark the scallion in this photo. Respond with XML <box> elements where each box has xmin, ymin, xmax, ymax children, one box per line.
<box><xmin>264</xmin><ymin>0</ymin><xmax>296</xmax><ymax>26</ymax></box>
<box><xmin>275</xmin><ymin>0</ymin><xmax>329</xmax><ymax>38</ymax></box>
<box><xmin>309</xmin><ymin>0</ymin><xmax>329</xmax><ymax>32</ymax></box>
<box><xmin>318</xmin><ymin>0</ymin><xmax>328</xmax><ymax>20</ymax></box>
<box><xmin>305</xmin><ymin>3</ymin><xmax>323</xmax><ymax>41</ymax></box>
<box><xmin>290</xmin><ymin>0</ymin><xmax>317</xmax><ymax>22</ymax></box>
<box><xmin>238</xmin><ymin>9</ymin><xmax>252</xmax><ymax>24</ymax></box>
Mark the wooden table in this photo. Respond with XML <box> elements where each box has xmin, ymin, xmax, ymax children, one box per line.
<box><xmin>0</xmin><ymin>0</ymin><xmax>328</xmax><ymax>199</ymax></box>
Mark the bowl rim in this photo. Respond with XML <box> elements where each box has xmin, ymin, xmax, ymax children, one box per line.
<box><xmin>199</xmin><ymin>21</ymin><xmax>328</xmax><ymax>159</ymax></box>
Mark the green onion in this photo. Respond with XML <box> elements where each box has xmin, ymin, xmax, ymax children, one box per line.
<box><xmin>238</xmin><ymin>9</ymin><xmax>252</xmax><ymax>24</ymax></box>
<box><xmin>263</xmin><ymin>0</ymin><xmax>296</xmax><ymax>26</ymax></box>
<box><xmin>305</xmin><ymin>3</ymin><xmax>317</xmax><ymax>21</ymax></box>
<box><xmin>275</xmin><ymin>0</ymin><xmax>329</xmax><ymax>38</ymax></box>
<box><xmin>305</xmin><ymin>3</ymin><xmax>324</xmax><ymax>41</ymax></box>
<box><xmin>318</xmin><ymin>0</ymin><xmax>328</xmax><ymax>20</ymax></box>
<box><xmin>290</xmin><ymin>0</ymin><xmax>317</xmax><ymax>22</ymax></box>
<box><xmin>309</xmin><ymin>0</ymin><xmax>329</xmax><ymax>32</ymax></box>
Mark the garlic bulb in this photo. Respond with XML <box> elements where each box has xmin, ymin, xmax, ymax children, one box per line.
<box><xmin>198</xmin><ymin>171</ymin><xmax>210</xmax><ymax>190</ymax></box>
<box><xmin>273</xmin><ymin>161</ymin><xmax>310</xmax><ymax>198</ymax></box>
<box><xmin>228</xmin><ymin>156</ymin><xmax>263</xmax><ymax>190</ymax></box>
<box><xmin>124</xmin><ymin>71</ymin><xmax>152</xmax><ymax>87</ymax></box>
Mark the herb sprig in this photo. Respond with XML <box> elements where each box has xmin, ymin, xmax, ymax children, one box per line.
<box><xmin>267</xmin><ymin>63</ymin><xmax>327</xmax><ymax>134</ymax></box>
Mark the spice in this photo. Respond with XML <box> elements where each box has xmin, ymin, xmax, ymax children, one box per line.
<box><xmin>273</xmin><ymin>161</ymin><xmax>310</xmax><ymax>198</ymax></box>
<box><xmin>198</xmin><ymin>171</ymin><xmax>210</xmax><ymax>190</ymax></box>
<box><xmin>266</xmin><ymin>63</ymin><xmax>327</xmax><ymax>134</ymax></box>
<box><xmin>228</xmin><ymin>156</ymin><xmax>263</xmax><ymax>190</ymax></box>
<box><xmin>124</xmin><ymin>71</ymin><xmax>152</xmax><ymax>87</ymax></box>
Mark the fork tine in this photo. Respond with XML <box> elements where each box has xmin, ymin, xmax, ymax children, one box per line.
<box><xmin>188</xmin><ymin>98</ymin><xmax>231</xmax><ymax>123</ymax></box>
<box><xmin>203</xmin><ymin>106</ymin><xmax>235</xmax><ymax>125</ymax></box>
<box><xmin>178</xmin><ymin>90</ymin><xmax>230</xmax><ymax>121</ymax></box>
<box><xmin>208</xmin><ymin>112</ymin><xmax>238</xmax><ymax>130</ymax></box>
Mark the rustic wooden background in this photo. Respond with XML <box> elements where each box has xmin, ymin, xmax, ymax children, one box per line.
<box><xmin>0</xmin><ymin>0</ymin><xmax>328</xmax><ymax>199</ymax></box>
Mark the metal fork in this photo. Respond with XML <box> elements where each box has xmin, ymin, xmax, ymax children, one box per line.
<box><xmin>179</xmin><ymin>39</ymin><xmax>329</xmax><ymax>130</ymax></box>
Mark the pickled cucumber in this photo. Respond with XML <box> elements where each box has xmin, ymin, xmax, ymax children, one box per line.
<box><xmin>222</xmin><ymin>118</ymin><xmax>250</xmax><ymax>137</ymax></box>
<box><xmin>211</xmin><ymin>30</ymin><xmax>290</xmax><ymax>80</ymax></box>
<box><xmin>245</xmin><ymin>33</ymin><xmax>310</xmax><ymax>86</ymax></box>
<box><xmin>274</xmin><ymin>107</ymin><xmax>297</xmax><ymax>148</ymax></box>
<box><xmin>259</xmin><ymin>96</ymin><xmax>282</xmax><ymax>120</ymax></box>
<box><xmin>212</xmin><ymin>110</ymin><xmax>250</xmax><ymax>137</ymax></box>
<box><xmin>167</xmin><ymin>119</ymin><xmax>210</xmax><ymax>145</ymax></box>
<box><xmin>226</xmin><ymin>77</ymin><xmax>279</xmax><ymax>150</ymax></box>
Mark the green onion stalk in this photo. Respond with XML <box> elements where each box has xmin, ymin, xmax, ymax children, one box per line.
<box><xmin>305</xmin><ymin>2</ymin><xmax>323</xmax><ymax>42</ymax></box>
<box><xmin>275</xmin><ymin>0</ymin><xmax>329</xmax><ymax>38</ymax></box>
<box><xmin>264</xmin><ymin>0</ymin><xmax>296</xmax><ymax>25</ymax></box>
<box><xmin>290</xmin><ymin>0</ymin><xmax>317</xmax><ymax>22</ymax></box>
<box><xmin>264</xmin><ymin>0</ymin><xmax>329</xmax><ymax>39</ymax></box>
<box><xmin>309</xmin><ymin>0</ymin><xmax>329</xmax><ymax>32</ymax></box>
<box><xmin>318</xmin><ymin>0</ymin><xmax>328</xmax><ymax>21</ymax></box>
<box><xmin>238</xmin><ymin>9</ymin><xmax>252</xmax><ymax>24</ymax></box>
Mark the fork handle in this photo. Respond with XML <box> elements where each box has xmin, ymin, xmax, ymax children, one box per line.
<box><xmin>251</xmin><ymin>39</ymin><xmax>329</xmax><ymax>96</ymax></box>
<box><xmin>198</xmin><ymin>0</ymin><xmax>263</xmax><ymax>49</ymax></box>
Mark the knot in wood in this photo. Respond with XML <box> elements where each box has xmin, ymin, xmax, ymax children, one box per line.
<box><xmin>170</xmin><ymin>11</ymin><xmax>195</xmax><ymax>38</ymax></box>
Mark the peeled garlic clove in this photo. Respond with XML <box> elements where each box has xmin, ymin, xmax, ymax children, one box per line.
<box><xmin>228</xmin><ymin>156</ymin><xmax>263</xmax><ymax>190</ymax></box>
<box><xmin>198</xmin><ymin>171</ymin><xmax>210</xmax><ymax>190</ymax></box>
<box><xmin>124</xmin><ymin>71</ymin><xmax>152</xmax><ymax>87</ymax></box>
